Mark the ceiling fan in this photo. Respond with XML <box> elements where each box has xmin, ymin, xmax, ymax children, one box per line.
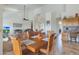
<box><xmin>23</xmin><ymin>5</ymin><xmax>29</xmax><ymax>21</ymax></box>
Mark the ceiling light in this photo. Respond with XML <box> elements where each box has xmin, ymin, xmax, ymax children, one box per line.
<box><xmin>5</xmin><ymin>7</ymin><xmax>18</xmax><ymax>12</ymax></box>
<box><xmin>59</xmin><ymin>21</ymin><xmax>62</xmax><ymax>25</ymax></box>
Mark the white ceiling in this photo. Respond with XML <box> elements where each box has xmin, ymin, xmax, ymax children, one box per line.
<box><xmin>3</xmin><ymin>4</ymin><xmax>46</xmax><ymax>11</ymax></box>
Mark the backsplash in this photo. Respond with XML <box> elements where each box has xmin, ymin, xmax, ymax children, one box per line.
<box><xmin>63</xmin><ymin>26</ymin><xmax>79</xmax><ymax>32</ymax></box>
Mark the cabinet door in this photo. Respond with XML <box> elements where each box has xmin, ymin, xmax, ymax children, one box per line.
<box><xmin>72</xmin><ymin>17</ymin><xmax>79</xmax><ymax>25</ymax></box>
<box><xmin>62</xmin><ymin>32</ymin><xmax>68</xmax><ymax>41</ymax></box>
<box><xmin>63</xmin><ymin>17</ymin><xmax>79</xmax><ymax>26</ymax></box>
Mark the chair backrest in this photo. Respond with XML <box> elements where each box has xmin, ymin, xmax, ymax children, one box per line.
<box><xmin>47</xmin><ymin>32</ymin><xmax>55</xmax><ymax>54</ymax></box>
<box><xmin>70</xmin><ymin>32</ymin><xmax>77</xmax><ymax>38</ymax></box>
<box><xmin>11</xmin><ymin>36</ymin><xmax>22</xmax><ymax>55</ymax></box>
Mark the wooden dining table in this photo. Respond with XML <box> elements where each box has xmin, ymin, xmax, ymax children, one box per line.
<box><xmin>22</xmin><ymin>37</ymin><xmax>48</xmax><ymax>53</ymax></box>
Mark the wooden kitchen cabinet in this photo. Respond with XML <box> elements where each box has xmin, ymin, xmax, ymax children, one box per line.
<box><xmin>62</xmin><ymin>17</ymin><xmax>79</xmax><ymax>26</ymax></box>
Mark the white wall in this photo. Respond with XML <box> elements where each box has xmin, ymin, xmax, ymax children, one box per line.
<box><xmin>3</xmin><ymin>11</ymin><xmax>22</xmax><ymax>34</ymax></box>
<box><xmin>60</xmin><ymin>4</ymin><xmax>79</xmax><ymax>18</ymax></box>
<box><xmin>28</xmin><ymin>7</ymin><xmax>46</xmax><ymax>31</ymax></box>
<box><xmin>0</xmin><ymin>5</ymin><xmax>4</xmax><ymax>55</ymax></box>
<box><xmin>66</xmin><ymin>4</ymin><xmax>79</xmax><ymax>17</ymax></box>
<box><xmin>3</xmin><ymin>10</ymin><xmax>31</xmax><ymax>34</ymax></box>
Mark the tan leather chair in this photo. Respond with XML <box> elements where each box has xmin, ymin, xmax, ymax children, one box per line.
<box><xmin>11</xmin><ymin>36</ymin><xmax>22</xmax><ymax>55</ymax></box>
<box><xmin>40</xmin><ymin>32</ymin><xmax>55</xmax><ymax>55</ymax></box>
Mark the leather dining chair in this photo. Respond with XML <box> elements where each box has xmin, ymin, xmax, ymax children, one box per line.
<box><xmin>39</xmin><ymin>32</ymin><xmax>55</xmax><ymax>55</ymax></box>
<box><xmin>11</xmin><ymin>36</ymin><xmax>34</xmax><ymax>55</ymax></box>
<box><xmin>70</xmin><ymin>32</ymin><xmax>77</xmax><ymax>42</ymax></box>
<box><xmin>11</xmin><ymin>36</ymin><xmax>22</xmax><ymax>55</ymax></box>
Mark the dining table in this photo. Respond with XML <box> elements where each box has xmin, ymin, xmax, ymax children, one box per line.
<box><xmin>22</xmin><ymin>39</ymin><xmax>36</xmax><ymax>46</ymax></box>
<box><xmin>21</xmin><ymin>38</ymin><xmax>48</xmax><ymax>53</ymax></box>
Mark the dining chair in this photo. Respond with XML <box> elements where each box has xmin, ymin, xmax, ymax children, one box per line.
<box><xmin>39</xmin><ymin>32</ymin><xmax>55</xmax><ymax>55</ymax></box>
<box><xmin>11</xmin><ymin>36</ymin><xmax>22</xmax><ymax>55</ymax></box>
<box><xmin>11</xmin><ymin>35</ymin><xmax>39</xmax><ymax>55</ymax></box>
<box><xmin>70</xmin><ymin>32</ymin><xmax>77</xmax><ymax>42</ymax></box>
<box><xmin>22</xmin><ymin>32</ymin><xmax>28</xmax><ymax>40</ymax></box>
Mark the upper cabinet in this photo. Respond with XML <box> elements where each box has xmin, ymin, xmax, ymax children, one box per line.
<box><xmin>62</xmin><ymin>14</ymin><xmax>79</xmax><ymax>26</ymax></box>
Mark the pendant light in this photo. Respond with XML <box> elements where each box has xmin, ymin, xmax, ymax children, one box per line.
<box><xmin>23</xmin><ymin>5</ymin><xmax>29</xmax><ymax>21</ymax></box>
